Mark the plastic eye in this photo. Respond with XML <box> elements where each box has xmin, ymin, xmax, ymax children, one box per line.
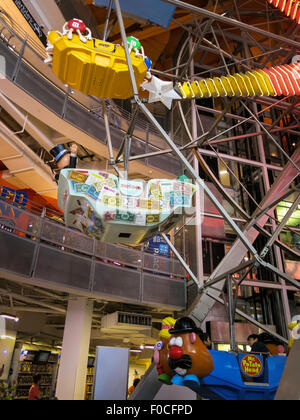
<box><xmin>175</xmin><ymin>337</ymin><xmax>183</xmax><ymax>347</ymax></box>
<box><xmin>155</xmin><ymin>341</ymin><xmax>164</xmax><ymax>351</ymax></box>
<box><xmin>169</xmin><ymin>337</ymin><xmax>176</xmax><ymax>346</ymax></box>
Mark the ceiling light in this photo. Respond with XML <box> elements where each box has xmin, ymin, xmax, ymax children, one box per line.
<box><xmin>220</xmin><ymin>170</ymin><xmax>228</xmax><ymax>175</ymax></box>
<box><xmin>139</xmin><ymin>344</ymin><xmax>145</xmax><ymax>350</ymax></box>
<box><xmin>0</xmin><ymin>314</ymin><xmax>19</xmax><ymax>323</ymax></box>
<box><xmin>1</xmin><ymin>335</ymin><xmax>16</xmax><ymax>340</ymax></box>
<box><xmin>130</xmin><ymin>349</ymin><xmax>142</xmax><ymax>353</ymax></box>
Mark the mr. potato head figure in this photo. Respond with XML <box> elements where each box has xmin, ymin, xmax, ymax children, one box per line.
<box><xmin>168</xmin><ymin>317</ymin><xmax>214</xmax><ymax>390</ymax></box>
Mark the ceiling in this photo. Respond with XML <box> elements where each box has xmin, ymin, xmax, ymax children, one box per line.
<box><xmin>0</xmin><ymin>277</ymin><xmax>175</xmax><ymax>354</ymax></box>
<box><xmin>84</xmin><ymin>0</ymin><xmax>296</xmax><ymax>73</ymax></box>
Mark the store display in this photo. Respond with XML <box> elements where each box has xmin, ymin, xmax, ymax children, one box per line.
<box><xmin>85</xmin><ymin>360</ymin><xmax>95</xmax><ymax>400</ymax></box>
<box><xmin>15</xmin><ymin>351</ymin><xmax>59</xmax><ymax>400</ymax></box>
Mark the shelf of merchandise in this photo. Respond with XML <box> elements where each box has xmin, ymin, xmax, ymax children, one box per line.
<box><xmin>15</xmin><ymin>360</ymin><xmax>57</xmax><ymax>400</ymax></box>
<box><xmin>85</xmin><ymin>367</ymin><xmax>95</xmax><ymax>400</ymax></box>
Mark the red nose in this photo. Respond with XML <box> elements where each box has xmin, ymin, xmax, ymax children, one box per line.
<box><xmin>169</xmin><ymin>345</ymin><xmax>183</xmax><ymax>360</ymax></box>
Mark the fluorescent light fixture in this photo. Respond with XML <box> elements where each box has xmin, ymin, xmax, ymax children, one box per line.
<box><xmin>0</xmin><ymin>314</ymin><xmax>19</xmax><ymax>323</ymax></box>
<box><xmin>1</xmin><ymin>335</ymin><xmax>16</xmax><ymax>340</ymax></box>
<box><xmin>145</xmin><ymin>345</ymin><xmax>154</xmax><ymax>350</ymax></box>
<box><xmin>130</xmin><ymin>349</ymin><xmax>142</xmax><ymax>353</ymax></box>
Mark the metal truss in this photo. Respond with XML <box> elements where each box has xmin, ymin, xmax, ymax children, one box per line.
<box><xmin>100</xmin><ymin>0</ymin><xmax>300</xmax><ymax>353</ymax></box>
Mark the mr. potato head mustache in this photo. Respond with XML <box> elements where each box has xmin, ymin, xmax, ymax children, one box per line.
<box><xmin>168</xmin><ymin>354</ymin><xmax>192</xmax><ymax>371</ymax></box>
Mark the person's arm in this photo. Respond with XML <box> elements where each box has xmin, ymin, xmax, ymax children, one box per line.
<box><xmin>69</xmin><ymin>144</ymin><xmax>78</xmax><ymax>168</ymax></box>
<box><xmin>33</xmin><ymin>385</ymin><xmax>42</xmax><ymax>400</ymax></box>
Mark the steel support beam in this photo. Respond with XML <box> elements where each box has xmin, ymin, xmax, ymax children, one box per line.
<box><xmin>162</xmin><ymin>0</ymin><xmax>300</xmax><ymax>49</ymax></box>
<box><xmin>261</xmin><ymin>194</ymin><xmax>300</xmax><ymax>258</ymax></box>
<box><xmin>188</xmin><ymin>142</ymin><xmax>300</xmax><ymax>325</ymax></box>
<box><xmin>138</xmin><ymin>100</ymin><xmax>264</xmax><ymax>261</ymax></box>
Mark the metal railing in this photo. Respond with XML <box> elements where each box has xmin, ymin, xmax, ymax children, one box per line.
<box><xmin>0</xmin><ymin>199</ymin><xmax>186</xmax><ymax>308</ymax></box>
<box><xmin>0</xmin><ymin>11</ymin><xmax>184</xmax><ymax>175</ymax></box>
<box><xmin>0</xmin><ymin>197</ymin><xmax>185</xmax><ymax>277</ymax></box>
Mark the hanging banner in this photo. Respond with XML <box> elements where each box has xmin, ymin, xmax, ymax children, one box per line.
<box><xmin>148</xmin><ymin>234</ymin><xmax>170</xmax><ymax>257</ymax></box>
<box><xmin>12</xmin><ymin>0</ymin><xmax>47</xmax><ymax>46</ymax></box>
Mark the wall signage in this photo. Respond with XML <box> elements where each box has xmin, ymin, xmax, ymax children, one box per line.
<box><xmin>0</xmin><ymin>186</ymin><xmax>29</xmax><ymax>231</ymax></box>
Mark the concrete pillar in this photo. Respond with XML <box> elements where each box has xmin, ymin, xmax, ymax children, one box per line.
<box><xmin>56</xmin><ymin>297</ymin><xmax>93</xmax><ymax>400</ymax></box>
<box><xmin>8</xmin><ymin>342</ymin><xmax>22</xmax><ymax>387</ymax></box>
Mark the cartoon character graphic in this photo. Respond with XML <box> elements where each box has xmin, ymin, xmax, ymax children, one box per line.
<box><xmin>168</xmin><ymin>317</ymin><xmax>214</xmax><ymax>390</ymax></box>
<box><xmin>62</xmin><ymin>19</ymin><xmax>92</xmax><ymax>43</ymax></box>
<box><xmin>154</xmin><ymin>317</ymin><xmax>176</xmax><ymax>385</ymax></box>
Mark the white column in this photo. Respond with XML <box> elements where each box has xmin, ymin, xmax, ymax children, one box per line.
<box><xmin>190</xmin><ymin>37</ymin><xmax>204</xmax><ymax>286</ymax></box>
<box><xmin>56</xmin><ymin>297</ymin><xmax>93</xmax><ymax>400</ymax></box>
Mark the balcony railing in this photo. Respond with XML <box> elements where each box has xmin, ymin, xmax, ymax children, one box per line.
<box><xmin>0</xmin><ymin>198</ymin><xmax>186</xmax><ymax>309</ymax></box>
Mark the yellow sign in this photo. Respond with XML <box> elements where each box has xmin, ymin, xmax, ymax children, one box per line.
<box><xmin>68</xmin><ymin>170</ymin><xmax>89</xmax><ymax>183</ymax></box>
<box><xmin>240</xmin><ymin>355</ymin><xmax>263</xmax><ymax>378</ymax></box>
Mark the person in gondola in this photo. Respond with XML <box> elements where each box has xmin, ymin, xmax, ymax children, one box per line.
<box><xmin>247</xmin><ymin>334</ymin><xmax>270</xmax><ymax>355</ymax></box>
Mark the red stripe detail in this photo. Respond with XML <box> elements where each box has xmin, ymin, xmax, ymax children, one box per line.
<box><xmin>263</xmin><ymin>67</ymin><xmax>282</xmax><ymax>96</ymax></box>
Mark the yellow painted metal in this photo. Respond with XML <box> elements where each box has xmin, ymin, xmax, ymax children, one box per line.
<box><xmin>254</xmin><ymin>70</ymin><xmax>273</xmax><ymax>96</ymax></box>
<box><xmin>191</xmin><ymin>80</ymin><xmax>204</xmax><ymax>98</ymax></box>
<box><xmin>246</xmin><ymin>71</ymin><xmax>264</xmax><ymax>96</ymax></box>
<box><xmin>176</xmin><ymin>66</ymin><xmax>276</xmax><ymax>100</ymax></box>
<box><xmin>48</xmin><ymin>31</ymin><xmax>148</xmax><ymax>99</ymax></box>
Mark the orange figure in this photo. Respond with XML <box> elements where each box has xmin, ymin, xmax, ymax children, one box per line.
<box><xmin>154</xmin><ymin>317</ymin><xmax>176</xmax><ymax>385</ymax></box>
<box><xmin>168</xmin><ymin>317</ymin><xmax>214</xmax><ymax>389</ymax></box>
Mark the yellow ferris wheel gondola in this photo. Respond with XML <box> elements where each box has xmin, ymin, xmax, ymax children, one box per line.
<box><xmin>46</xmin><ymin>19</ymin><xmax>148</xmax><ymax>99</ymax></box>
